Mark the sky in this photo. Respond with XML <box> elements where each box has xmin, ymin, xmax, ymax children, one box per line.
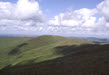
<box><xmin>0</xmin><ymin>0</ymin><xmax>109</xmax><ymax>38</ymax></box>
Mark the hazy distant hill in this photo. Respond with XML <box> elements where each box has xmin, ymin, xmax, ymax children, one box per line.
<box><xmin>70</xmin><ymin>37</ymin><xmax>109</xmax><ymax>44</ymax></box>
<box><xmin>82</xmin><ymin>37</ymin><xmax>109</xmax><ymax>44</ymax></box>
<box><xmin>0</xmin><ymin>35</ymin><xmax>109</xmax><ymax>75</ymax></box>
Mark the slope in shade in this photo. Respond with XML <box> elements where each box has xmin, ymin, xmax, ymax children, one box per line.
<box><xmin>0</xmin><ymin>44</ymin><xmax>109</xmax><ymax>75</ymax></box>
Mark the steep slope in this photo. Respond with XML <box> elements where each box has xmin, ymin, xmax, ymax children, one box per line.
<box><xmin>0</xmin><ymin>35</ymin><xmax>93</xmax><ymax>69</ymax></box>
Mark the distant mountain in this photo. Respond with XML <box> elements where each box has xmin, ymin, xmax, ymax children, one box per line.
<box><xmin>0</xmin><ymin>35</ymin><xmax>109</xmax><ymax>75</ymax></box>
<box><xmin>70</xmin><ymin>37</ymin><xmax>109</xmax><ymax>44</ymax></box>
<box><xmin>82</xmin><ymin>37</ymin><xmax>109</xmax><ymax>44</ymax></box>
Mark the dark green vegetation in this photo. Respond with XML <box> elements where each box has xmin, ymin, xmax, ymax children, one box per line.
<box><xmin>0</xmin><ymin>35</ymin><xmax>109</xmax><ymax>75</ymax></box>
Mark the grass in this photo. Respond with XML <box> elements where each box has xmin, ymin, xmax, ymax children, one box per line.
<box><xmin>0</xmin><ymin>35</ymin><xmax>93</xmax><ymax>69</ymax></box>
<box><xmin>0</xmin><ymin>35</ymin><xmax>109</xmax><ymax>75</ymax></box>
<box><xmin>1</xmin><ymin>44</ymin><xmax>109</xmax><ymax>75</ymax></box>
<box><xmin>0</xmin><ymin>37</ymin><xmax>33</xmax><ymax>69</ymax></box>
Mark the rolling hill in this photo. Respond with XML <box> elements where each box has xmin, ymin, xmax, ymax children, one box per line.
<box><xmin>0</xmin><ymin>35</ymin><xmax>109</xmax><ymax>75</ymax></box>
<box><xmin>0</xmin><ymin>35</ymin><xmax>93</xmax><ymax>69</ymax></box>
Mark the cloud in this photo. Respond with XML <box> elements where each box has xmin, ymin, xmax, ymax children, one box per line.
<box><xmin>48</xmin><ymin>8</ymin><xmax>99</xmax><ymax>33</ymax></box>
<box><xmin>97</xmin><ymin>0</ymin><xmax>109</xmax><ymax>29</ymax></box>
<box><xmin>97</xmin><ymin>0</ymin><xmax>109</xmax><ymax>22</ymax></box>
<box><xmin>48</xmin><ymin>8</ymin><xmax>97</xmax><ymax>27</ymax></box>
<box><xmin>48</xmin><ymin>1</ymin><xmax>109</xmax><ymax>34</ymax></box>
<box><xmin>1</xmin><ymin>0</ymin><xmax>109</xmax><ymax>36</ymax></box>
<box><xmin>0</xmin><ymin>0</ymin><xmax>45</xmax><ymax>27</ymax></box>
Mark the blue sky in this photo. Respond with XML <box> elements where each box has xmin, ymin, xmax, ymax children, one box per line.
<box><xmin>1</xmin><ymin>0</ymin><xmax>103</xmax><ymax>19</ymax></box>
<box><xmin>39</xmin><ymin>0</ymin><xmax>103</xmax><ymax>19</ymax></box>
<box><xmin>0</xmin><ymin>0</ymin><xmax>109</xmax><ymax>38</ymax></box>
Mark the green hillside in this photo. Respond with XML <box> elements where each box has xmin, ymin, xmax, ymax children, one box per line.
<box><xmin>0</xmin><ymin>35</ymin><xmax>109</xmax><ymax>75</ymax></box>
<box><xmin>0</xmin><ymin>35</ymin><xmax>93</xmax><ymax>69</ymax></box>
<box><xmin>1</xmin><ymin>44</ymin><xmax>108</xmax><ymax>75</ymax></box>
<box><xmin>0</xmin><ymin>37</ymin><xmax>33</xmax><ymax>69</ymax></box>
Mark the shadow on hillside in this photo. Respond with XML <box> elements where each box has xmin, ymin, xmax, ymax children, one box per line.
<box><xmin>8</xmin><ymin>43</ymin><xmax>28</xmax><ymax>55</ymax></box>
<box><xmin>1</xmin><ymin>44</ymin><xmax>109</xmax><ymax>75</ymax></box>
<box><xmin>54</xmin><ymin>44</ymin><xmax>100</xmax><ymax>56</ymax></box>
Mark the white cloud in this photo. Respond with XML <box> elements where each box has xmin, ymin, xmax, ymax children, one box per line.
<box><xmin>1</xmin><ymin>0</ymin><xmax>109</xmax><ymax>35</ymax></box>
<box><xmin>97</xmin><ymin>0</ymin><xmax>109</xmax><ymax>28</ymax></box>
<box><xmin>82</xmin><ymin>17</ymin><xmax>96</xmax><ymax>27</ymax></box>
<box><xmin>48</xmin><ymin>8</ymin><xmax>97</xmax><ymax>27</ymax></box>
<box><xmin>48</xmin><ymin>1</ymin><xmax>109</xmax><ymax>34</ymax></box>
<box><xmin>0</xmin><ymin>0</ymin><xmax>45</xmax><ymax>27</ymax></box>
<box><xmin>97</xmin><ymin>0</ymin><xmax>109</xmax><ymax>22</ymax></box>
<box><xmin>48</xmin><ymin>8</ymin><xmax>99</xmax><ymax>33</ymax></box>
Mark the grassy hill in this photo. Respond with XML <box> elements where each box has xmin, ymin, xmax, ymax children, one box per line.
<box><xmin>1</xmin><ymin>44</ymin><xmax>108</xmax><ymax>75</ymax></box>
<box><xmin>0</xmin><ymin>35</ymin><xmax>93</xmax><ymax>70</ymax></box>
<box><xmin>2</xmin><ymin>35</ymin><xmax>109</xmax><ymax>75</ymax></box>
<box><xmin>1</xmin><ymin>43</ymin><xmax>109</xmax><ymax>75</ymax></box>
<box><xmin>0</xmin><ymin>37</ymin><xmax>33</xmax><ymax>69</ymax></box>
